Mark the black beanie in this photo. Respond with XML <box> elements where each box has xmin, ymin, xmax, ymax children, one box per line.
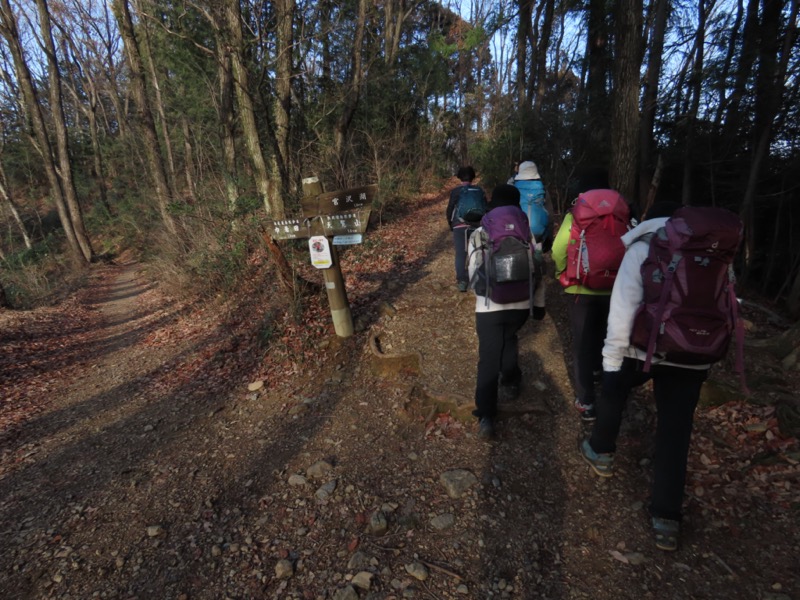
<box><xmin>490</xmin><ymin>184</ymin><xmax>521</xmax><ymax>208</ymax></box>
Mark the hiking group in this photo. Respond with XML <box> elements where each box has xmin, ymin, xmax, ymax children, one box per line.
<box><xmin>446</xmin><ymin>164</ymin><xmax>745</xmax><ymax>552</ymax></box>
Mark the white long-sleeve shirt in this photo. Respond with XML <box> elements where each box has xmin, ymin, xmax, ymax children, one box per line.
<box><xmin>602</xmin><ymin>217</ymin><xmax>709</xmax><ymax>372</ymax></box>
<box><xmin>467</xmin><ymin>227</ymin><xmax>546</xmax><ymax>313</ymax></box>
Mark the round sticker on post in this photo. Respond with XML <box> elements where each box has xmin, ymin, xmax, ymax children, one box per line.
<box><xmin>309</xmin><ymin>235</ymin><xmax>333</xmax><ymax>269</ymax></box>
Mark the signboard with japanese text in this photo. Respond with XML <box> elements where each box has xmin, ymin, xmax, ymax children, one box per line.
<box><xmin>332</xmin><ymin>234</ymin><xmax>363</xmax><ymax>246</ymax></box>
<box><xmin>301</xmin><ymin>184</ymin><xmax>377</xmax><ymax>218</ymax></box>
<box><xmin>269</xmin><ymin>218</ymin><xmax>310</xmax><ymax>241</ymax></box>
<box><xmin>320</xmin><ymin>208</ymin><xmax>371</xmax><ymax>236</ymax></box>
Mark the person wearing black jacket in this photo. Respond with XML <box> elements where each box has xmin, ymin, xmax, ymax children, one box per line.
<box><xmin>446</xmin><ymin>166</ymin><xmax>486</xmax><ymax>292</ymax></box>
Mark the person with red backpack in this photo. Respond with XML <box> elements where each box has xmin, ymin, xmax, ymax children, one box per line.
<box><xmin>467</xmin><ymin>184</ymin><xmax>544</xmax><ymax>439</ymax></box>
<box><xmin>552</xmin><ymin>176</ymin><xmax>631</xmax><ymax>421</ymax></box>
<box><xmin>446</xmin><ymin>166</ymin><xmax>488</xmax><ymax>292</ymax></box>
<box><xmin>579</xmin><ymin>202</ymin><xmax>744</xmax><ymax>551</ymax></box>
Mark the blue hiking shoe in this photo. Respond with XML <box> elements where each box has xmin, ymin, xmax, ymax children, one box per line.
<box><xmin>652</xmin><ymin>517</ymin><xmax>680</xmax><ymax>551</ymax></box>
<box><xmin>477</xmin><ymin>417</ymin><xmax>496</xmax><ymax>440</ymax></box>
<box><xmin>579</xmin><ymin>439</ymin><xmax>614</xmax><ymax>477</ymax></box>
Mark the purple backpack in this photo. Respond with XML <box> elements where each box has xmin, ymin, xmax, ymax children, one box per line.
<box><xmin>470</xmin><ymin>205</ymin><xmax>534</xmax><ymax>305</ymax></box>
<box><xmin>630</xmin><ymin>206</ymin><xmax>745</xmax><ymax>375</ymax></box>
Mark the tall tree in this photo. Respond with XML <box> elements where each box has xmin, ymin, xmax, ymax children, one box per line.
<box><xmin>0</xmin><ymin>0</ymin><xmax>90</xmax><ymax>262</ymax></box>
<box><xmin>35</xmin><ymin>0</ymin><xmax>94</xmax><ymax>261</ymax></box>
<box><xmin>638</xmin><ymin>0</ymin><xmax>670</xmax><ymax>201</ymax></box>
<box><xmin>609</xmin><ymin>0</ymin><xmax>643</xmax><ymax>202</ymax></box>
<box><xmin>113</xmin><ymin>0</ymin><xmax>177</xmax><ymax>234</ymax></box>
<box><xmin>680</xmin><ymin>0</ymin><xmax>706</xmax><ymax>206</ymax></box>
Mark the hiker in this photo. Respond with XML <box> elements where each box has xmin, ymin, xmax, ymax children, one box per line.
<box><xmin>513</xmin><ymin>160</ymin><xmax>553</xmax><ymax>252</ymax></box>
<box><xmin>579</xmin><ymin>202</ymin><xmax>744</xmax><ymax>551</ymax></box>
<box><xmin>467</xmin><ymin>184</ymin><xmax>544</xmax><ymax>439</ymax></box>
<box><xmin>552</xmin><ymin>175</ymin><xmax>631</xmax><ymax>422</ymax></box>
<box><xmin>446</xmin><ymin>166</ymin><xmax>488</xmax><ymax>292</ymax></box>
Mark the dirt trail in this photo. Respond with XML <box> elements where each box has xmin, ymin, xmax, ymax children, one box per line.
<box><xmin>0</xmin><ymin>192</ymin><xmax>797</xmax><ymax>600</ymax></box>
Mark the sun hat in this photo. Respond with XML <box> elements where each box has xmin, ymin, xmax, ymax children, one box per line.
<box><xmin>515</xmin><ymin>161</ymin><xmax>540</xmax><ymax>181</ymax></box>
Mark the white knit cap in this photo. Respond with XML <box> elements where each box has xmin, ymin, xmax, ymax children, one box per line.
<box><xmin>515</xmin><ymin>161</ymin><xmax>540</xmax><ymax>180</ymax></box>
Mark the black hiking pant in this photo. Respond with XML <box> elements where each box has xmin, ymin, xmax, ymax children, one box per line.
<box><xmin>473</xmin><ymin>309</ymin><xmax>529</xmax><ymax>419</ymax></box>
<box><xmin>453</xmin><ymin>227</ymin><xmax>474</xmax><ymax>284</ymax></box>
<box><xmin>567</xmin><ymin>293</ymin><xmax>610</xmax><ymax>405</ymax></box>
<box><xmin>589</xmin><ymin>358</ymin><xmax>709</xmax><ymax>521</ymax></box>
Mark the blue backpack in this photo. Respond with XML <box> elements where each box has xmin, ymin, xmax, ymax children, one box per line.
<box><xmin>454</xmin><ymin>186</ymin><xmax>488</xmax><ymax>226</ymax></box>
<box><xmin>515</xmin><ymin>179</ymin><xmax>548</xmax><ymax>239</ymax></box>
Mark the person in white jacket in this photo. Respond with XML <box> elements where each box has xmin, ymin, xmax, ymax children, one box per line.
<box><xmin>467</xmin><ymin>184</ymin><xmax>546</xmax><ymax>439</ymax></box>
<box><xmin>579</xmin><ymin>201</ymin><xmax>708</xmax><ymax>552</ymax></box>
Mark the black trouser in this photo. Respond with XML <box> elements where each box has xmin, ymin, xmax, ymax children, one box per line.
<box><xmin>453</xmin><ymin>227</ymin><xmax>473</xmax><ymax>284</ymax></box>
<box><xmin>589</xmin><ymin>358</ymin><xmax>709</xmax><ymax>521</ymax></box>
<box><xmin>473</xmin><ymin>309</ymin><xmax>529</xmax><ymax>419</ymax></box>
<box><xmin>567</xmin><ymin>294</ymin><xmax>610</xmax><ymax>404</ymax></box>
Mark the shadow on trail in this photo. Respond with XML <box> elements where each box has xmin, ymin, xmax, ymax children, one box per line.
<box><xmin>0</xmin><ymin>190</ymin><xmax>460</xmax><ymax>598</ymax></box>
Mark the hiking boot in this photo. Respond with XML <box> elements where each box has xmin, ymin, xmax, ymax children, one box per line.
<box><xmin>574</xmin><ymin>398</ymin><xmax>596</xmax><ymax>422</ymax></box>
<box><xmin>652</xmin><ymin>517</ymin><xmax>680</xmax><ymax>551</ymax></box>
<box><xmin>457</xmin><ymin>281</ymin><xmax>469</xmax><ymax>292</ymax></box>
<box><xmin>579</xmin><ymin>439</ymin><xmax>614</xmax><ymax>477</ymax></box>
<box><xmin>477</xmin><ymin>417</ymin><xmax>496</xmax><ymax>439</ymax></box>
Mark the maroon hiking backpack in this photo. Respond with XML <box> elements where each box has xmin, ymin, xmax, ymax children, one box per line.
<box><xmin>558</xmin><ymin>189</ymin><xmax>630</xmax><ymax>290</ymax></box>
<box><xmin>629</xmin><ymin>206</ymin><xmax>745</xmax><ymax>375</ymax></box>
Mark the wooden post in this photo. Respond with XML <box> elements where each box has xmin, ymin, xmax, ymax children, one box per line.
<box><xmin>303</xmin><ymin>176</ymin><xmax>355</xmax><ymax>338</ymax></box>
<box><xmin>323</xmin><ymin>245</ymin><xmax>354</xmax><ymax>337</ymax></box>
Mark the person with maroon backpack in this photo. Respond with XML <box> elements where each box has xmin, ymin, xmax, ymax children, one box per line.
<box><xmin>553</xmin><ymin>176</ymin><xmax>631</xmax><ymax>421</ymax></box>
<box><xmin>579</xmin><ymin>202</ymin><xmax>745</xmax><ymax>551</ymax></box>
<box><xmin>467</xmin><ymin>184</ymin><xmax>544</xmax><ymax>439</ymax></box>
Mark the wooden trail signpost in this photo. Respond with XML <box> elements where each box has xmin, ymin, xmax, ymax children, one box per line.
<box><xmin>265</xmin><ymin>180</ymin><xmax>378</xmax><ymax>338</ymax></box>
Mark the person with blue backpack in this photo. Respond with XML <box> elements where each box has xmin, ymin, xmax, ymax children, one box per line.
<box><xmin>466</xmin><ymin>184</ymin><xmax>544</xmax><ymax>439</ymax></box>
<box><xmin>513</xmin><ymin>160</ymin><xmax>552</xmax><ymax>252</ymax></box>
<box><xmin>447</xmin><ymin>166</ymin><xmax>488</xmax><ymax>292</ymax></box>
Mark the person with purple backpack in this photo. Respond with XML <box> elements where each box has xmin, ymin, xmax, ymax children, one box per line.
<box><xmin>579</xmin><ymin>201</ymin><xmax>744</xmax><ymax>551</ymax></box>
<box><xmin>466</xmin><ymin>184</ymin><xmax>545</xmax><ymax>439</ymax></box>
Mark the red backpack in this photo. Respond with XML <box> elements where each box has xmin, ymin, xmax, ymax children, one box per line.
<box><xmin>629</xmin><ymin>206</ymin><xmax>745</xmax><ymax>377</ymax></box>
<box><xmin>559</xmin><ymin>189</ymin><xmax>630</xmax><ymax>290</ymax></box>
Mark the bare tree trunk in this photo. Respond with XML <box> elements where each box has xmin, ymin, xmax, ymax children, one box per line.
<box><xmin>113</xmin><ymin>0</ymin><xmax>177</xmax><ymax>235</ymax></box>
<box><xmin>638</xmin><ymin>0</ymin><xmax>669</xmax><ymax>205</ymax></box>
<box><xmin>36</xmin><ymin>0</ymin><xmax>94</xmax><ymax>262</ymax></box>
<box><xmin>740</xmin><ymin>0</ymin><xmax>797</xmax><ymax>279</ymax></box>
<box><xmin>713</xmin><ymin>0</ymin><xmax>744</xmax><ymax>129</ymax></box>
<box><xmin>0</xmin><ymin>162</ymin><xmax>32</xmax><ymax>250</ymax></box>
<box><xmin>273</xmin><ymin>0</ymin><xmax>294</xmax><ymax>194</ymax></box>
<box><xmin>516</xmin><ymin>0</ymin><xmax>532</xmax><ymax>109</ymax></box>
<box><xmin>224</xmin><ymin>0</ymin><xmax>281</xmax><ymax>217</ymax></box>
<box><xmin>533</xmin><ymin>0</ymin><xmax>555</xmax><ymax>121</ymax></box>
<box><xmin>0</xmin><ymin>0</ymin><xmax>85</xmax><ymax>262</ymax></box>
<box><xmin>214</xmin><ymin>24</ymin><xmax>239</xmax><ymax>214</ymax></box>
<box><xmin>680</xmin><ymin>0</ymin><xmax>705</xmax><ymax>206</ymax></box>
<box><xmin>181</xmin><ymin>117</ymin><xmax>197</xmax><ymax>203</ymax></box>
<box><xmin>141</xmin><ymin>16</ymin><xmax>178</xmax><ymax>200</ymax></box>
<box><xmin>723</xmin><ymin>0</ymin><xmax>760</xmax><ymax>139</ymax></box>
<box><xmin>333</xmin><ymin>0</ymin><xmax>368</xmax><ymax>178</ymax></box>
<box><xmin>609</xmin><ymin>0</ymin><xmax>643</xmax><ymax>202</ymax></box>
